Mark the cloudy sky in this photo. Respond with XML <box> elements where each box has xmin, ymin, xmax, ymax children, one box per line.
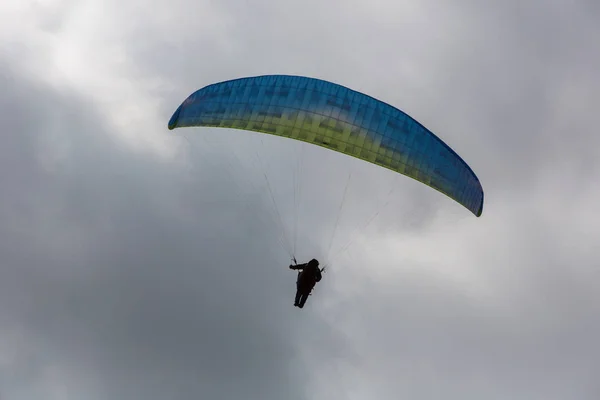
<box><xmin>2</xmin><ymin>0</ymin><xmax>600</xmax><ymax>399</ymax></box>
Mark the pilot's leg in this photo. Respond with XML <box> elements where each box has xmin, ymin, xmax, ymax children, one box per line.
<box><xmin>294</xmin><ymin>287</ymin><xmax>302</xmax><ymax>306</ymax></box>
<box><xmin>298</xmin><ymin>290</ymin><xmax>310</xmax><ymax>308</ymax></box>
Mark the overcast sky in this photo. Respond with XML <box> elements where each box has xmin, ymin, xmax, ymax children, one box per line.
<box><xmin>2</xmin><ymin>0</ymin><xmax>600</xmax><ymax>399</ymax></box>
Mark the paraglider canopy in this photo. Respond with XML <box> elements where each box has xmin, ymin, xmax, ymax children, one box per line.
<box><xmin>168</xmin><ymin>74</ymin><xmax>484</xmax><ymax>217</ymax></box>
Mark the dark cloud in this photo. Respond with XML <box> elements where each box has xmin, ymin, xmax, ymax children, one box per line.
<box><xmin>2</xmin><ymin>0</ymin><xmax>600</xmax><ymax>399</ymax></box>
<box><xmin>0</xmin><ymin>64</ymin><xmax>345</xmax><ymax>399</ymax></box>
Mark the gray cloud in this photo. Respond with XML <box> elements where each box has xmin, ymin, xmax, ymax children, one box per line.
<box><xmin>1</xmin><ymin>0</ymin><xmax>600</xmax><ymax>399</ymax></box>
<box><xmin>0</xmin><ymin>65</ymin><xmax>336</xmax><ymax>399</ymax></box>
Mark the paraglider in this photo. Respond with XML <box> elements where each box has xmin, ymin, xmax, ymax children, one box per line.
<box><xmin>289</xmin><ymin>259</ymin><xmax>323</xmax><ymax>308</ymax></box>
<box><xmin>168</xmin><ymin>74</ymin><xmax>484</xmax><ymax>216</ymax></box>
<box><xmin>168</xmin><ymin>74</ymin><xmax>484</xmax><ymax>309</ymax></box>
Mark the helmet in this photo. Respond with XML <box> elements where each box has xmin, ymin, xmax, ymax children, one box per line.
<box><xmin>308</xmin><ymin>259</ymin><xmax>319</xmax><ymax>267</ymax></box>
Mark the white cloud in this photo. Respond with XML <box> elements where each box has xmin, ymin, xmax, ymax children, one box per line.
<box><xmin>2</xmin><ymin>0</ymin><xmax>600</xmax><ymax>398</ymax></box>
